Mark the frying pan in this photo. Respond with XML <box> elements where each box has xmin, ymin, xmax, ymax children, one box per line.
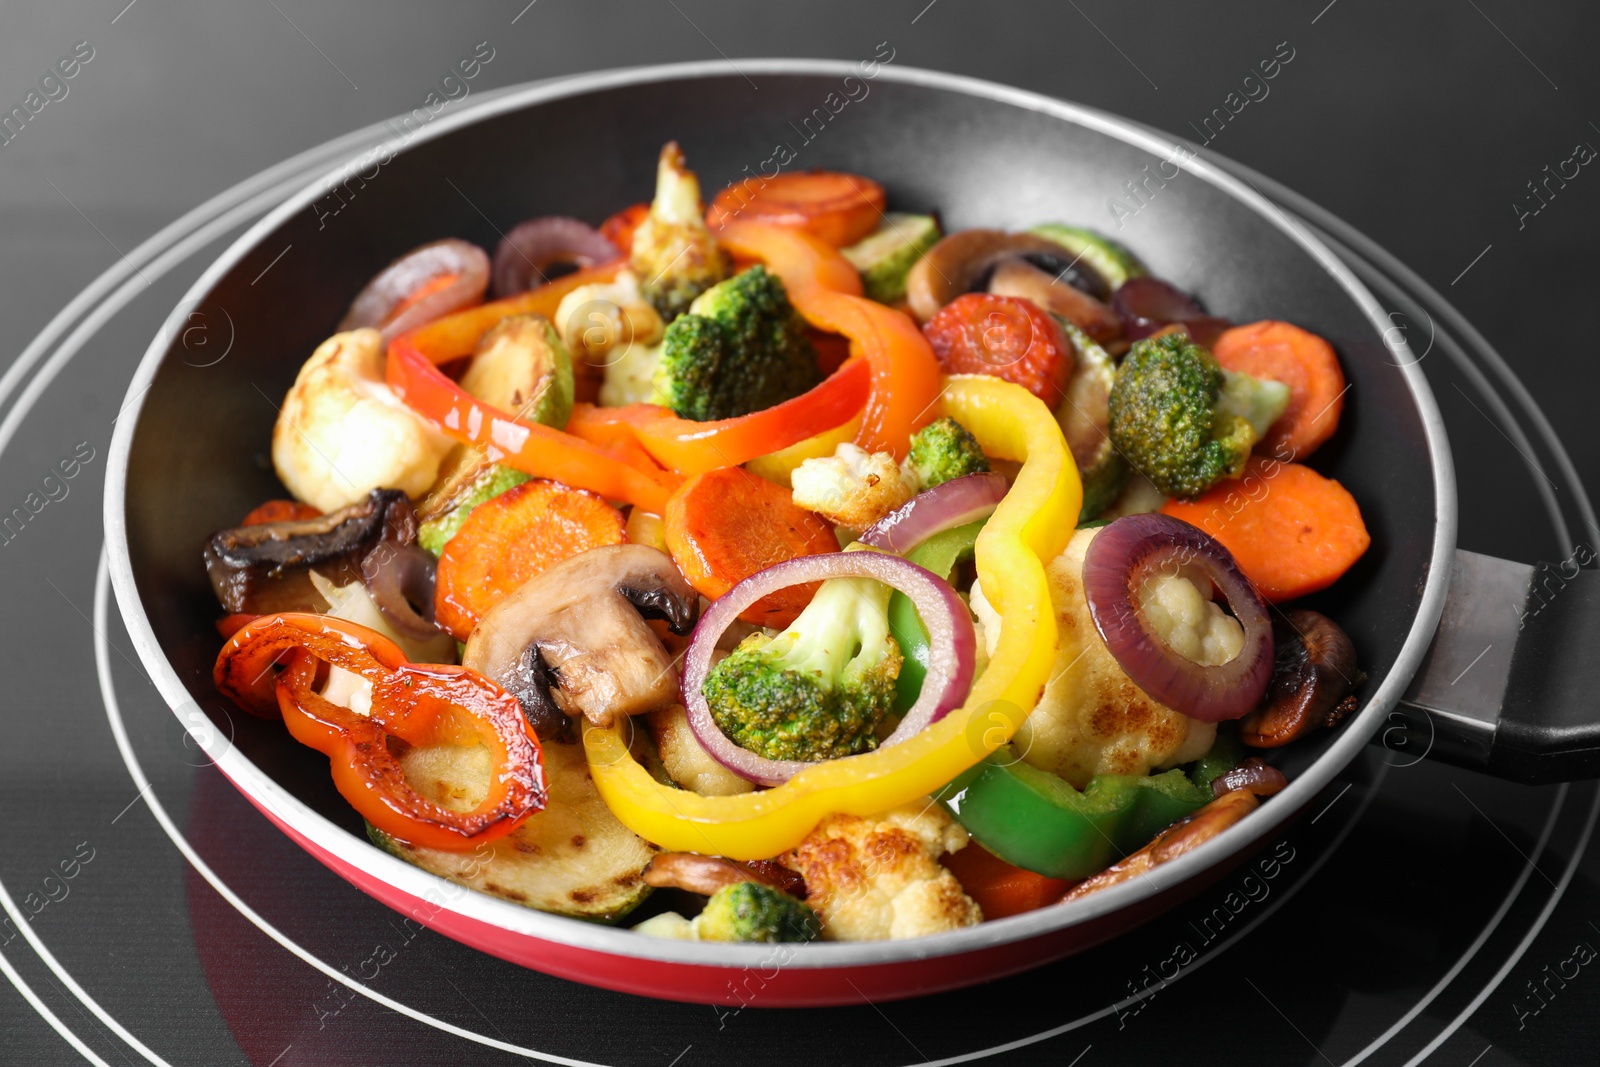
<box><xmin>102</xmin><ymin>60</ymin><xmax>1599</xmax><ymax>1006</ymax></box>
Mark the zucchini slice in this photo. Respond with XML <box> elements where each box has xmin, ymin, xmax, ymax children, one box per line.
<box><xmin>1029</xmin><ymin>223</ymin><xmax>1145</xmax><ymax>291</ymax></box>
<box><xmin>369</xmin><ymin>735</ymin><xmax>657</xmax><ymax>921</ymax></box>
<box><xmin>416</xmin><ymin>460</ymin><xmax>529</xmax><ymax>556</ymax></box>
<box><xmin>1055</xmin><ymin>320</ymin><xmax>1128</xmax><ymax>522</ymax></box>
<box><xmin>842</xmin><ymin>213</ymin><xmax>942</xmax><ymax>304</ymax></box>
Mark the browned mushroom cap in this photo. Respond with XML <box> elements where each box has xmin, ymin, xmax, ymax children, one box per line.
<box><xmin>462</xmin><ymin>544</ymin><xmax>699</xmax><ymax>735</ymax></box>
<box><xmin>905</xmin><ymin>229</ymin><xmax>1118</xmax><ymax>336</ymax></box>
<box><xmin>643</xmin><ymin>852</ymin><xmax>807</xmax><ymax>898</ymax></box>
<box><xmin>202</xmin><ymin>489</ymin><xmax>409</xmax><ymax>614</ymax></box>
<box><xmin>1062</xmin><ymin>789</ymin><xmax>1260</xmax><ymax>903</ymax></box>
<box><xmin>1239</xmin><ymin>610</ymin><xmax>1362</xmax><ymax>748</ymax></box>
<box><xmin>986</xmin><ymin>258</ymin><xmax>1123</xmax><ymax>344</ymax></box>
<box><xmin>1210</xmin><ymin>756</ymin><xmax>1289</xmax><ymax>798</ymax></box>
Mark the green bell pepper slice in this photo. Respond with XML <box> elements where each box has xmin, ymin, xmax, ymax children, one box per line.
<box><xmin>886</xmin><ymin>519</ymin><xmax>986</xmax><ymax>712</ymax></box>
<box><xmin>937</xmin><ymin>735</ymin><xmax>1243</xmax><ymax>880</ymax></box>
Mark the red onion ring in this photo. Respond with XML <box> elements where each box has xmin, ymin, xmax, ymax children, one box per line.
<box><xmin>360</xmin><ymin>540</ymin><xmax>441</xmax><ymax>642</ymax></box>
<box><xmin>359</xmin><ymin>501</ymin><xmax>441</xmax><ymax>643</ymax></box>
<box><xmin>1082</xmin><ymin>513</ymin><xmax>1272</xmax><ymax>722</ymax></box>
<box><xmin>491</xmin><ymin>217</ymin><xmax>620</xmax><ymax>298</ymax></box>
<box><xmin>683</xmin><ymin>551</ymin><xmax>977</xmax><ymax>786</ymax></box>
<box><xmin>339</xmin><ymin>239</ymin><xmax>490</xmax><ymax>344</ymax></box>
<box><xmin>1111</xmin><ymin>277</ymin><xmax>1230</xmax><ymax>345</ymax></box>
<box><xmin>857</xmin><ymin>472</ymin><xmax>1008</xmax><ymax>556</ymax></box>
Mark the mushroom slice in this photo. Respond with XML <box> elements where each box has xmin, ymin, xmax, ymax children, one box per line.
<box><xmin>905</xmin><ymin>229</ymin><xmax>1115</xmax><ymax>328</ymax></box>
<box><xmin>1238</xmin><ymin>610</ymin><xmax>1362</xmax><ymax>748</ymax></box>
<box><xmin>462</xmin><ymin>544</ymin><xmax>699</xmax><ymax>732</ymax></box>
<box><xmin>986</xmin><ymin>257</ymin><xmax>1123</xmax><ymax>344</ymax></box>
<box><xmin>202</xmin><ymin>489</ymin><xmax>409</xmax><ymax>615</ymax></box>
<box><xmin>642</xmin><ymin>852</ymin><xmax>806</xmax><ymax>897</ymax></box>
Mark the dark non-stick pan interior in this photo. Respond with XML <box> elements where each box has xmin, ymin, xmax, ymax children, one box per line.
<box><xmin>119</xmin><ymin>69</ymin><xmax>1440</xmax><ymax>840</ymax></box>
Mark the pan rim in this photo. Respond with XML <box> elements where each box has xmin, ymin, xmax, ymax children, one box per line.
<box><xmin>103</xmin><ymin>58</ymin><xmax>1456</xmax><ymax>971</ymax></box>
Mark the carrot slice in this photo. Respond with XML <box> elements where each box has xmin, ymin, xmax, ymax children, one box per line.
<box><xmin>434</xmin><ymin>479</ymin><xmax>626</xmax><ymax>639</ymax></box>
<box><xmin>241</xmin><ymin>500</ymin><xmax>321</xmax><ymax>526</ymax></box>
<box><xmin>662</xmin><ymin>466</ymin><xmax>838</xmax><ymax>628</ymax></box>
<box><xmin>1211</xmin><ymin>320</ymin><xmax>1345</xmax><ymax>461</ymax></box>
<box><xmin>706</xmin><ymin>171</ymin><xmax>887</xmax><ymax>248</ymax></box>
<box><xmin>599</xmin><ymin>202</ymin><xmax>648</xmax><ymax>257</ymax></box>
<box><xmin>941</xmin><ymin>842</ymin><xmax>1075</xmax><ymax>920</ymax></box>
<box><xmin>1161</xmin><ymin>456</ymin><xmax>1371</xmax><ymax>603</ymax></box>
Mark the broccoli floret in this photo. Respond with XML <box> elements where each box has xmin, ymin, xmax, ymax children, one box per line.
<box><xmin>702</xmin><ymin>574</ymin><xmax>903</xmax><ymax>762</ymax></box>
<box><xmin>630</xmin><ymin>142</ymin><xmax>731</xmax><ymax>322</ymax></box>
<box><xmin>1108</xmin><ymin>333</ymin><xmax>1289</xmax><ymax>500</ymax></box>
<box><xmin>654</xmin><ymin>264</ymin><xmax>822</xmax><ymax>421</ymax></box>
<box><xmin>906</xmin><ymin>417</ymin><xmax>991</xmax><ymax>489</ymax></box>
<box><xmin>695</xmin><ymin>882</ymin><xmax>820</xmax><ymax>943</ymax></box>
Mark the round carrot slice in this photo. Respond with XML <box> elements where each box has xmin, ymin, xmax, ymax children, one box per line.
<box><xmin>434</xmin><ymin>479</ymin><xmax>626</xmax><ymax>639</ymax></box>
<box><xmin>1161</xmin><ymin>456</ymin><xmax>1370</xmax><ymax>603</ymax></box>
<box><xmin>706</xmin><ymin>171</ymin><xmax>887</xmax><ymax>248</ymax></box>
<box><xmin>922</xmin><ymin>292</ymin><xmax>1074</xmax><ymax>406</ymax></box>
<box><xmin>663</xmin><ymin>466</ymin><xmax>839</xmax><ymax>628</ymax></box>
<box><xmin>1211</xmin><ymin>320</ymin><xmax>1345</xmax><ymax>461</ymax></box>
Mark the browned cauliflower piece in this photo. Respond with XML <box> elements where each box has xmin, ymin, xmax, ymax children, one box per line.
<box><xmin>789</xmin><ymin>442</ymin><xmax>915</xmax><ymax>531</ymax></box>
<box><xmin>782</xmin><ymin>801</ymin><xmax>982</xmax><ymax>940</ymax></box>
<box><xmin>972</xmin><ymin>526</ymin><xmax>1215</xmax><ymax>789</ymax></box>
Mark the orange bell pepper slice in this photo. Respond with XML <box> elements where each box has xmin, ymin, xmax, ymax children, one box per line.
<box><xmin>214</xmin><ymin>613</ymin><xmax>545</xmax><ymax>852</ymax></box>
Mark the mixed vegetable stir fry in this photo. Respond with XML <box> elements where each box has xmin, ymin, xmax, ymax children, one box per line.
<box><xmin>204</xmin><ymin>143</ymin><xmax>1371</xmax><ymax>943</ymax></box>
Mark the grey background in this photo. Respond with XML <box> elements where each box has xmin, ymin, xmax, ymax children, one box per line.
<box><xmin>1</xmin><ymin>1</ymin><xmax>1597</xmax><ymax>1064</ymax></box>
<box><xmin>6</xmin><ymin>0</ymin><xmax>1596</xmax><ymax>503</ymax></box>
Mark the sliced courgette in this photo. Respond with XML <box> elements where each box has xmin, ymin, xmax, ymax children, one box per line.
<box><xmin>1055</xmin><ymin>320</ymin><xmax>1128</xmax><ymax>521</ymax></box>
<box><xmin>842</xmin><ymin>213</ymin><xmax>941</xmax><ymax>304</ymax></box>
<box><xmin>416</xmin><ymin>461</ymin><xmax>530</xmax><ymax>556</ymax></box>
<box><xmin>461</xmin><ymin>313</ymin><xmax>575</xmax><ymax>429</ymax></box>
<box><xmin>369</xmin><ymin>735</ymin><xmax>657</xmax><ymax>921</ymax></box>
<box><xmin>1029</xmin><ymin>223</ymin><xmax>1145</xmax><ymax>291</ymax></box>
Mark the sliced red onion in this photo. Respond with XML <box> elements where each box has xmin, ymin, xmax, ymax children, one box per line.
<box><xmin>340</xmin><ymin>239</ymin><xmax>490</xmax><ymax>344</ymax></box>
<box><xmin>359</xmin><ymin>504</ymin><xmax>442</xmax><ymax>643</ymax></box>
<box><xmin>1082</xmin><ymin>513</ymin><xmax>1272</xmax><ymax>722</ymax></box>
<box><xmin>1111</xmin><ymin>277</ymin><xmax>1231</xmax><ymax>343</ymax></box>
<box><xmin>682</xmin><ymin>551</ymin><xmax>976</xmax><ymax>786</ymax></box>
<box><xmin>857</xmin><ymin>473</ymin><xmax>1008</xmax><ymax>556</ymax></box>
<box><xmin>491</xmin><ymin>217</ymin><xmax>620</xmax><ymax>298</ymax></box>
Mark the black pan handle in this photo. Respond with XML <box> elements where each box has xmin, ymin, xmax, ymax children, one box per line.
<box><xmin>1393</xmin><ymin>548</ymin><xmax>1600</xmax><ymax>782</ymax></box>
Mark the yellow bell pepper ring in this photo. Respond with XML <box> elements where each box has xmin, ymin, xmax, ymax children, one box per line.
<box><xmin>584</xmin><ymin>375</ymin><xmax>1082</xmax><ymax>859</ymax></box>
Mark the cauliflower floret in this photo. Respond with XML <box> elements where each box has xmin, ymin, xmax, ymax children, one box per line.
<box><xmin>647</xmin><ymin>704</ymin><xmax>755</xmax><ymax>796</ymax></box>
<box><xmin>554</xmin><ymin>270</ymin><xmax>665</xmax><ymax>370</ymax></box>
<box><xmin>976</xmin><ymin>527</ymin><xmax>1216</xmax><ymax>790</ymax></box>
<box><xmin>598</xmin><ymin>341</ymin><xmax>665</xmax><ymax>408</ymax></box>
<box><xmin>790</xmin><ymin>442</ymin><xmax>915</xmax><ymax>531</ymax></box>
<box><xmin>271</xmin><ymin>328</ymin><xmax>454</xmax><ymax>512</ymax></box>
<box><xmin>782</xmin><ymin>801</ymin><xmax>982</xmax><ymax>940</ymax></box>
<box><xmin>632</xmin><ymin>911</ymin><xmax>700</xmax><ymax>939</ymax></box>
<box><xmin>1138</xmin><ymin>565</ymin><xmax>1245</xmax><ymax>666</ymax></box>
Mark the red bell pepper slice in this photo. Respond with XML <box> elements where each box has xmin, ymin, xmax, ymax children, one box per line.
<box><xmin>214</xmin><ymin>613</ymin><xmax>545</xmax><ymax>852</ymax></box>
<box><xmin>563</xmin><ymin>356</ymin><xmax>870</xmax><ymax>474</ymax></box>
<box><xmin>385</xmin><ymin>264</ymin><xmax>681</xmax><ymax>514</ymax></box>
